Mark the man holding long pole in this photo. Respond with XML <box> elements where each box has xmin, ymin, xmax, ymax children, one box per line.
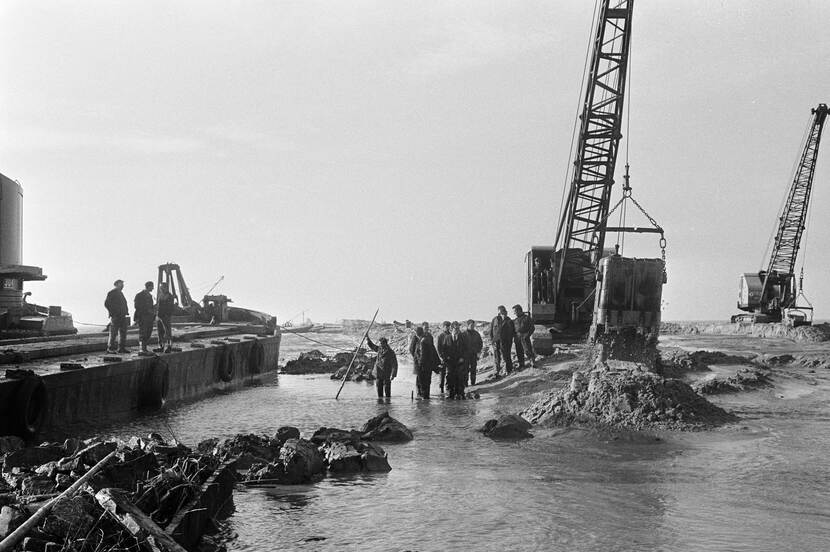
<box><xmin>366</xmin><ymin>335</ymin><xmax>397</xmax><ymax>402</ymax></box>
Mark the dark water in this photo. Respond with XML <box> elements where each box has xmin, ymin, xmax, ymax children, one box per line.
<box><xmin>94</xmin><ymin>334</ymin><xmax>830</xmax><ymax>552</ymax></box>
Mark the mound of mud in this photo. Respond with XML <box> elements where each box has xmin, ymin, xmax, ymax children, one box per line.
<box><xmin>693</xmin><ymin>368</ymin><xmax>772</xmax><ymax>395</ymax></box>
<box><xmin>656</xmin><ymin>348</ymin><xmax>758</xmax><ymax>378</ymax></box>
<box><xmin>661</xmin><ymin>322</ymin><xmax>830</xmax><ymax>343</ymax></box>
<box><xmin>522</xmin><ymin>367</ymin><xmax>738</xmax><ymax>431</ymax></box>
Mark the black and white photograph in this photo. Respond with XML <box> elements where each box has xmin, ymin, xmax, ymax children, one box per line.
<box><xmin>1</xmin><ymin>1</ymin><xmax>829</xmax><ymax>551</ymax></box>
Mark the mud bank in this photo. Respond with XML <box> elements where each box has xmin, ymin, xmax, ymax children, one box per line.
<box><xmin>662</xmin><ymin>321</ymin><xmax>830</xmax><ymax>343</ymax></box>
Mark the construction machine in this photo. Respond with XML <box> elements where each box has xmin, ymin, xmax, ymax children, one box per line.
<box><xmin>733</xmin><ymin>103</ymin><xmax>828</xmax><ymax>326</ymax></box>
<box><xmin>157</xmin><ymin>263</ymin><xmax>276</xmax><ymax>329</ymax></box>
<box><xmin>527</xmin><ymin>0</ymin><xmax>667</xmax><ymax>359</ymax></box>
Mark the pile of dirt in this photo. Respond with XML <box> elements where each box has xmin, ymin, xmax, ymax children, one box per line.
<box><xmin>522</xmin><ymin>366</ymin><xmax>738</xmax><ymax>431</ymax></box>
<box><xmin>661</xmin><ymin>322</ymin><xmax>830</xmax><ymax>343</ymax></box>
<box><xmin>693</xmin><ymin>368</ymin><xmax>772</xmax><ymax>395</ymax></box>
<box><xmin>656</xmin><ymin>348</ymin><xmax>757</xmax><ymax>378</ymax></box>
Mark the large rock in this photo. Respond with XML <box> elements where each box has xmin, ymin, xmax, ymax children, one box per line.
<box><xmin>80</xmin><ymin>442</ymin><xmax>117</xmax><ymax>466</ymax></box>
<box><xmin>274</xmin><ymin>426</ymin><xmax>300</xmax><ymax>445</ymax></box>
<box><xmin>309</xmin><ymin>427</ymin><xmax>362</xmax><ymax>446</ymax></box>
<box><xmin>0</xmin><ymin>436</ymin><xmax>24</xmax><ymax>455</ymax></box>
<box><xmin>361</xmin><ymin>412</ymin><xmax>413</xmax><ymax>442</ymax></box>
<box><xmin>41</xmin><ymin>493</ymin><xmax>97</xmax><ymax>539</ymax></box>
<box><xmin>320</xmin><ymin>441</ymin><xmax>392</xmax><ymax>473</ymax></box>
<box><xmin>3</xmin><ymin>446</ymin><xmax>65</xmax><ymax>470</ymax></box>
<box><xmin>282</xmin><ymin>350</ymin><xmax>342</xmax><ymax>375</ymax></box>
<box><xmin>481</xmin><ymin>414</ymin><xmax>533</xmax><ymax>439</ymax></box>
<box><xmin>279</xmin><ymin>439</ymin><xmax>324</xmax><ymax>483</ymax></box>
<box><xmin>0</xmin><ymin>505</ymin><xmax>25</xmax><ymax>539</ymax></box>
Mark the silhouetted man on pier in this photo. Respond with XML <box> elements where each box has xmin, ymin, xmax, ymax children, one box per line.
<box><xmin>156</xmin><ymin>282</ymin><xmax>176</xmax><ymax>353</ymax></box>
<box><xmin>134</xmin><ymin>281</ymin><xmax>155</xmax><ymax>354</ymax></box>
<box><xmin>105</xmin><ymin>279</ymin><xmax>129</xmax><ymax>354</ymax></box>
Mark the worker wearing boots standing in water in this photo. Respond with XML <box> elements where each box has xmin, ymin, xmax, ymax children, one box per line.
<box><xmin>366</xmin><ymin>335</ymin><xmax>397</xmax><ymax>402</ymax></box>
<box><xmin>512</xmin><ymin>304</ymin><xmax>536</xmax><ymax>369</ymax></box>
<box><xmin>435</xmin><ymin>321</ymin><xmax>453</xmax><ymax>394</ymax></box>
<box><xmin>105</xmin><ymin>279</ymin><xmax>129</xmax><ymax>354</ymax></box>
<box><xmin>156</xmin><ymin>282</ymin><xmax>176</xmax><ymax>353</ymax></box>
<box><xmin>448</xmin><ymin>321</ymin><xmax>470</xmax><ymax>399</ymax></box>
<box><xmin>463</xmin><ymin>319</ymin><xmax>483</xmax><ymax>385</ymax></box>
<box><xmin>489</xmin><ymin>305</ymin><xmax>515</xmax><ymax>376</ymax></box>
<box><xmin>134</xmin><ymin>281</ymin><xmax>155</xmax><ymax>355</ymax></box>
<box><xmin>416</xmin><ymin>326</ymin><xmax>439</xmax><ymax>399</ymax></box>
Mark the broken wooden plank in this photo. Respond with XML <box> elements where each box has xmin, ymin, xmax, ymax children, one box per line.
<box><xmin>95</xmin><ymin>488</ymin><xmax>188</xmax><ymax>552</ymax></box>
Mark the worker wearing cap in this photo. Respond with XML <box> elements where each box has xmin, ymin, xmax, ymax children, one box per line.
<box><xmin>512</xmin><ymin>304</ymin><xmax>536</xmax><ymax>369</ymax></box>
<box><xmin>134</xmin><ymin>281</ymin><xmax>155</xmax><ymax>354</ymax></box>
<box><xmin>489</xmin><ymin>305</ymin><xmax>515</xmax><ymax>376</ymax></box>
<box><xmin>366</xmin><ymin>335</ymin><xmax>398</xmax><ymax>401</ymax></box>
<box><xmin>105</xmin><ymin>279</ymin><xmax>129</xmax><ymax>354</ymax></box>
<box><xmin>463</xmin><ymin>319</ymin><xmax>483</xmax><ymax>385</ymax></box>
<box><xmin>435</xmin><ymin>321</ymin><xmax>453</xmax><ymax>394</ymax></box>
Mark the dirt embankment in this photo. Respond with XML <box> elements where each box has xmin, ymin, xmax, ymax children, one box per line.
<box><xmin>661</xmin><ymin>321</ymin><xmax>830</xmax><ymax>343</ymax></box>
<box><xmin>522</xmin><ymin>364</ymin><xmax>738</xmax><ymax>431</ymax></box>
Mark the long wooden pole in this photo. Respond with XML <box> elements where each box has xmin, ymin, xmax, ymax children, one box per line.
<box><xmin>0</xmin><ymin>449</ymin><xmax>119</xmax><ymax>552</ymax></box>
<box><xmin>335</xmin><ymin>308</ymin><xmax>379</xmax><ymax>400</ymax></box>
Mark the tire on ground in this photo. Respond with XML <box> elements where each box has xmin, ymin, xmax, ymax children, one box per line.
<box><xmin>12</xmin><ymin>376</ymin><xmax>48</xmax><ymax>440</ymax></box>
<box><xmin>139</xmin><ymin>358</ymin><xmax>170</xmax><ymax>410</ymax></box>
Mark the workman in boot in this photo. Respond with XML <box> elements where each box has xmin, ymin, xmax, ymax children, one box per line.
<box><xmin>366</xmin><ymin>335</ymin><xmax>398</xmax><ymax>400</ymax></box>
<box><xmin>463</xmin><ymin>319</ymin><xmax>483</xmax><ymax>385</ymax></box>
<box><xmin>134</xmin><ymin>281</ymin><xmax>155</xmax><ymax>354</ymax></box>
<box><xmin>105</xmin><ymin>279</ymin><xmax>130</xmax><ymax>354</ymax></box>
<box><xmin>435</xmin><ymin>321</ymin><xmax>453</xmax><ymax>394</ymax></box>
<box><xmin>512</xmin><ymin>304</ymin><xmax>536</xmax><ymax>369</ymax></box>
<box><xmin>448</xmin><ymin>321</ymin><xmax>469</xmax><ymax>399</ymax></box>
<box><xmin>156</xmin><ymin>282</ymin><xmax>176</xmax><ymax>353</ymax></box>
<box><xmin>489</xmin><ymin>305</ymin><xmax>515</xmax><ymax>376</ymax></box>
<box><xmin>413</xmin><ymin>326</ymin><xmax>438</xmax><ymax>399</ymax></box>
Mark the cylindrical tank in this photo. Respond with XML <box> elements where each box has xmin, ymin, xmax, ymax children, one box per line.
<box><xmin>0</xmin><ymin>174</ymin><xmax>23</xmax><ymax>266</ymax></box>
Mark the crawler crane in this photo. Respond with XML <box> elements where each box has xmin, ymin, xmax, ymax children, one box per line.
<box><xmin>733</xmin><ymin>103</ymin><xmax>828</xmax><ymax>326</ymax></box>
<box><xmin>526</xmin><ymin>0</ymin><xmax>666</xmax><ymax>360</ymax></box>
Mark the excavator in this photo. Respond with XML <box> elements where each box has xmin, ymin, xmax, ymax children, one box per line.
<box><xmin>157</xmin><ymin>263</ymin><xmax>276</xmax><ymax>329</ymax></box>
<box><xmin>733</xmin><ymin>103</ymin><xmax>828</xmax><ymax>326</ymax></box>
<box><xmin>526</xmin><ymin>0</ymin><xmax>666</xmax><ymax>360</ymax></box>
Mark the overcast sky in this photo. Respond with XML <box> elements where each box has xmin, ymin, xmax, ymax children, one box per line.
<box><xmin>2</xmin><ymin>0</ymin><xmax>830</xmax><ymax>326</ymax></box>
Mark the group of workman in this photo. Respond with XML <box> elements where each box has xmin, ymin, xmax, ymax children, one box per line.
<box><xmin>365</xmin><ymin>304</ymin><xmax>536</xmax><ymax>401</ymax></box>
<box><xmin>103</xmin><ymin>279</ymin><xmax>177</xmax><ymax>354</ymax></box>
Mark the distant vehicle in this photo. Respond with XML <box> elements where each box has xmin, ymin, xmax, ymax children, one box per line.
<box><xmin>733</xmin><ymin>104</ymin><xmax>828</xmax><ymax>327</ymax></box>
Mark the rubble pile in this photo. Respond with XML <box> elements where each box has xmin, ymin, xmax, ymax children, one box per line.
<box><xmin>522</xmin><ymin>366</ymin><xmax>739</xmax><ymax>431</ymax></box>
<box><xmin>230</xmin><ymin>412</ymin><xmax>410</xmax><ymax>486</ymax></box>
<box><xmin>0</xmin><ymin>433</ymin><xmax>231</xmax><ymax>552</ymax></box>
<box><xmin>693</xmin><ymin>368</ymin><xmax>772</xmax><ymax>395</ymax></box>
<box><xmin>281</xmin><ymin>349</ymin><xmax>378</xmax><ymax>381</ymax></box>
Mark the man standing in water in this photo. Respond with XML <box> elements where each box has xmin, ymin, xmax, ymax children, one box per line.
<box><xmin>414</xmin><ymin>326</ymin><xmax>439</xmax><ymax>399</ymax></box>
<box><xmin>489</xmin><ymin>305</ymin><xmax>515</xmax><ymax>376</ymax></box>
<box><xmin>156</xmin><ymin>282</ymin><xmax>176</xmax><ymax>353</ymax></box>
<box><xmin>448</xmin><ymin>321</ymin><xmax>469</xmax><ymax>399</ymax></box>
<box><xmin>105</xmin><ymin>279</ymin><xmax>129</xmax><ymax>354</ymax></box>
<box><xmin>366</xmin><ymin>335</ymin><xmax>398</xmax><ymax>401</ymax></box>
<box><xmin>435</xmin><ymin>321</ymin><xmax>453</xmax><ymax>394</ymax></box>
<box><xmin>463</xmin><ymin>319</ymin><xmax>483</xmax><ymax>385</ymax></box>
<box><xmin>133</xmin><ymin>281</ymin><xmax>155</xmax><ymax>355</ymax></box>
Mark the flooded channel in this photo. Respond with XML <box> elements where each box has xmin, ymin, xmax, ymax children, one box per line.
<box><xmin>89</xmin><ymin>335</ymin><xmax>830</xmax><ymax>551</ymax></box>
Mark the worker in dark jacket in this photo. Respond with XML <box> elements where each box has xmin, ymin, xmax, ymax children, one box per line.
<box><xmin>447</xmin><ymin>321</ymin><xmax>469</xmax><ymax>399</ymax></box>
<box><xmin>512</xmin><ymin>304</ymin><xmax>536</xmax><ymax>368</ymax></box>
<box><xmin>105</xmin><ymin>279</ymin><xmax>130</xmax><ymax>354</ymax></box>
<box><xmin>435</xmin><ymin>321</ymin><xmax>453</xmax><ymax>394</ymax></box>
<box><xmin>463</xmin><ymin>319</ymin><xmax>484</xmax><ymax>385</ymax></box>
<box><xmin>134</xmin><ymin>281</ymin><xmax>155</xmax><ymax>354</ymax></box>
<box><xmin>367</xmin><ymin>335</ymin><xmax>398</xmax><ymax>400</ymax></box>
<box><xmin>489</xmin><ymin>305</ymin><xmax>515</xmax><ymax>376</ymax></box>
<box><xmin>156</xmin><ymin>282</ymin><xmax>176</xmax><ymax>353</ymax></box>
<box><xmin>414</xmin><ymin>327</ymin><xmax>439</xmax><ymax>399</ymax></box>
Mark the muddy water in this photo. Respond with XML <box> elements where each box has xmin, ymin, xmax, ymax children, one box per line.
<box><xmin>91</xmin><ymin>334</ymin><xmax>830</xmax><ymax>552</ymax></box>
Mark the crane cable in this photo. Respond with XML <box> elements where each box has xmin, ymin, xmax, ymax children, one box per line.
<box><xmin>555</xmin><ymin>0</ymin><xmax>602</xmax><ymax>248</ymax></box>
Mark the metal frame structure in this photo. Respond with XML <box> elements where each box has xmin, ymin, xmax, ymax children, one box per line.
<box><xmin>763</xmin><ymin>104</ymin><xmax>828</xmax><ymax>287</ymax></box>
<box><xmin>551</xmin><ymin>0</ymin><xmax>633</xmax><ymax>322</ymax></box>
